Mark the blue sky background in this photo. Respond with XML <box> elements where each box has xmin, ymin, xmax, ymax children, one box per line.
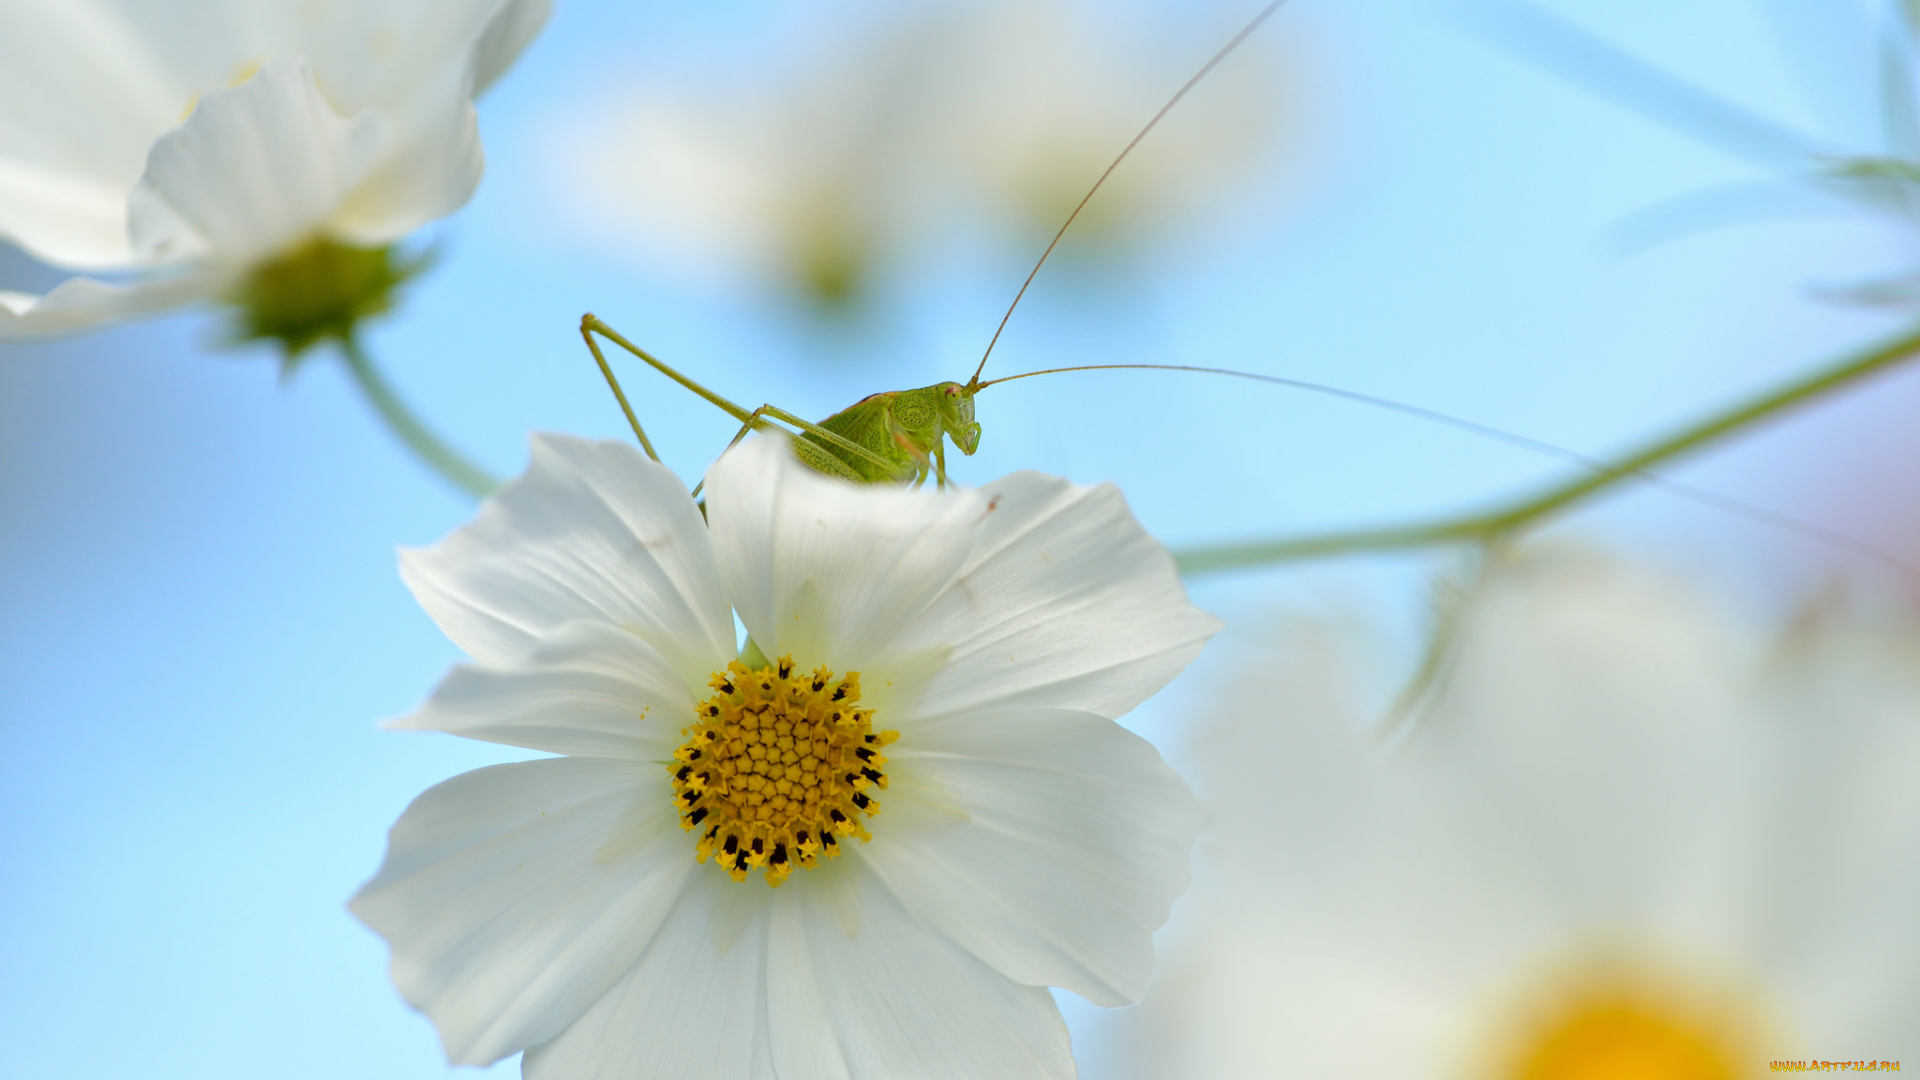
<box><xmin>2</xmin><ymin>0</ymin><xmax>1915</xmax><ymax>1076</ymax></box>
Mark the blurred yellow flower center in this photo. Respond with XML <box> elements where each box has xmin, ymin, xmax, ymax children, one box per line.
<box><xmin>670</xmin><ymin>656</ymin><xmax>896</xmax><ymax>887</ymax></box>
<box><xmin>1497</xmin><ymin>973</ymin><xmax>1753</xmax><ymax>1080</ymax></box>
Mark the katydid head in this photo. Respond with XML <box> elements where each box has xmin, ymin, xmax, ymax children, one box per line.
<box><xmin>936</xmin><ymin>381</ymin><xmax>981</xmax><ymax>454</ymax></box>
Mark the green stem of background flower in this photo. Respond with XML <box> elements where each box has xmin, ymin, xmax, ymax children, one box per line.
<box><xmin>339</xmin><ymin>336</ymin><xmax>497</xmax><ymax>499</ymax></box>
<box><xmin>1175</xmin><ymin>320</ymin><xmax>1920</xmax><ymax>576</ymax></box>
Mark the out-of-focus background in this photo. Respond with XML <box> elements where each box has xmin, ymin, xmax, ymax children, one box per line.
<box><xmin>3</xmin><ymin>0</ymin><xmax>1916</xmax><ymax>1076</ymax></box>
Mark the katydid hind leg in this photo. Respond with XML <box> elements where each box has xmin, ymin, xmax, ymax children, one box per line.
<box><xmin>697</xmin><ymin>404</ymin><xmax>866</xmax><ymax>493</ymax></box>
<box><xmin>757</xmin><ymin>403</ymin><xmax>904</xmax><ymax>479</ymax></box>
<box><xmin>580</xmin><ymin>314</ymin><xmax>894</xmax><ymax>481</ymax></box>
<box><xmin>578</xmin><ymin>320</ymin><xmax>660</xmax><ymax>462</ymax></box>
<box><xmin>583</xmin><ymin>315</ymin><xmax>761</xmax><ymax>429</ymax></box>
<box><xmin>692</xmin><ymin>398</ymin><xmax>906</xmax><ymax>485</ymax></box>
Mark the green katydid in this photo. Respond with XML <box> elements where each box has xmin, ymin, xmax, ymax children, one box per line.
<box><xmin>578</xmin><ymin>314</ymin><xmax>977</xmax><ymax>489</ymax></box>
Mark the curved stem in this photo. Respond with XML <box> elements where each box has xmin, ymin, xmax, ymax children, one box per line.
<box><xmin>1176</xmin><ymin>320</ymin><xmax>1920</xmax><ymax>576</ymax></box>
<box><xmin>339</xmin><ymin>336</ymin><xmax>497</xmax><ymax>499</ymax></box>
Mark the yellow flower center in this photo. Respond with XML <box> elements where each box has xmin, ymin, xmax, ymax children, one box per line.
<box><xmin>670</xmin><ymin>656</ymin><xmax>897</xmax><ymax>887</ymax></box>
<box><xmin>1488</xmin><ymin>963</ymin><xmax>1762</xmax><ymax>1080</ymax></box>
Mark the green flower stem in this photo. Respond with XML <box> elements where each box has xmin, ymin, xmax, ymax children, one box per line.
<box><xmin>1175</xmin><ymin>320</ymin><xmax>1920</xmax><ymax>576</ymax></box>
<box><xmin>339</xmin><ymin>336</ymin><xmax>497</xmax><ymax>499</ymax></box>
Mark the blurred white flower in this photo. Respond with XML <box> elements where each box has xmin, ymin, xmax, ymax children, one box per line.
<box><xmin>1114</xmin><ymin>551</ymin><xmax>1920</xmax><ymax>1078</ymax></box>
<box><xmin>552</xmin><ymin>0</ymin><xmax>1297</xmax><ymax>312</ymax></box>
<box><xmin>352</xmin><ymin>432</ymin><xmax>1216</xmax><ymax>1077</ymax></box>
<box><xmin>0</xmin><ymin>0</ymin><xmax>548</xmax><ymax>342</ymax></box>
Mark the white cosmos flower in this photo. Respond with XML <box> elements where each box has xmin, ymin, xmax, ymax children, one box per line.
<box><xmin>351</xmin><ymin>432</ymin><xmax>1216</xmax><ymax>1078</ymax></box>
<box><xmin>0</xmin><ymin>0</ymin><xmax>548</xmax><ymax>337</ymax></box>
<box><xmin>1111</xmin><ymin>551</ymin><xmax>1920</xmax><ymax>1079</ymax></box>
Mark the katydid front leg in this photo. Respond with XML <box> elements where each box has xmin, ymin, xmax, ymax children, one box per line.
<box><xmin>883</xmin><ymin>412</ymin><xmax>934</xmax><ymax>489</ymax></box>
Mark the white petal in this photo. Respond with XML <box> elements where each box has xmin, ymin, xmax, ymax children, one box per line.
<box><xmin>1746</xmin><ymin>676</ymin><xmax>1920</xmax><ymax>1042</ymax></box>
<box><xmin>322</xmin><ymin>19</ymin><xmax>504</xmax><ymax>246</ymax></box>
<box><xmin>523</xmin><ymin>859</ymin><xmax>1073</xmax><ymax>1080</ymax></box>
<box><xmin>326</xmin><ymin>95</ymin><xmax>481</xmax><ymax>246</ymax></box>
<box><xmin>704</xmin><ymin>434</ymin><xmax>986</xmax><ymax>675</ymax></box>
<box><xmin>400</xmin><ymin>434</ymin><xmax>736</xmax><ymax>691</ymax></box>
<box><xmin>283</xmin><ymin>0</ymin><xmax>534</xmax><ymax>119</ymax></box>
<box><xmin>390</xmin><ymin>618</ymin><xmax>697</xmax><ymax>760</ymax></box>
<box><xmin>864</xmin><ymin>706</ymin><xmax>1200</xmax><ymax>1006</ymax></box>
<box><xmin>473</xmin><ymin>0</ymin><xmax>554</xmax><ymax>95</ymax></box>
<box><xmin>765</xmin><ymin>862</ymin><xmax>1075</xmax><ymax>1080</ymax></box>
<box><xmin>128</xmin><ymin>58</ymin><xmax>389</xmax><ymax>264</ymax></box>
<box><xmin>0</xmin><ymin>0</ymin><xmax>191</xmax><ymax>267</ymax></box>
<box><xmin>0</xmin><ymin>157</ymin><xmax>136</xmax><ymax>271</ymax></box>
<box><xmin>350</xmin><ymin>757</ymin><xmax>696</xmax><ymax>1066</ymax></box>
<box><xmin>898</xmin><ymin>470</ymin><xmax>1220</xmax><ymax>721</ymax></box>
<box><xmin>523</xmin><ymin>870</ymin><xmax>775</xmax><ymax>1080</ymax></box>
<box><xmin>1417</xmin><ymin>555</ymin><xmax>1766</xmax><ymax>920</ymax></box>
<box><xmin>0</xmin><ymin>267</ymin><xmax>228</xmax><ymax>339</ymax></box>
<box><xmin>248</xmin><ymin>0</ymin><xmax>542</xmax><ymax>244</ymax></box>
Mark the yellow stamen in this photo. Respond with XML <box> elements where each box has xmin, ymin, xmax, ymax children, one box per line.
<box><xmin>669</xmin><ymin>656</ymin><xmax>896</xmax><ymax>887</ymax></box>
